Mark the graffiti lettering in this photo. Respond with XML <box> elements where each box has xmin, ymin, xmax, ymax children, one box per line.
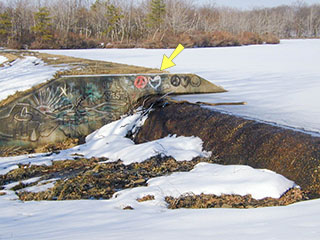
<box><xmin>170</xmin><ymin>75</ymin><xmax>181</xmax><ymax>87</ymax></box>
<box><xmin>134</xmin><ymin>76</ymin><xmax>148</xmax><ymax>89</ymax></box>
<box><xmin>148</xmin><ymin>75</ymin><xmax>162</xmax><ymax>90</ymax></box>
<box><xmin>190</xmin><ymin>76</ymin><xmax>201</xmax><ymax>87</ymax></box>
<box><xmin>170</xmin><ymin>75</ymin><xmax>201</xmax><ymax>88</ymax></box>
<box><xmin>105</xmin><ymin>91</ymin><xmax>128</xmax><ymax>101</ymax></box>
<box><xmin>181</xmin><ymin>76</ymin><xmax>191</xmax><ymax>88</ymax></box>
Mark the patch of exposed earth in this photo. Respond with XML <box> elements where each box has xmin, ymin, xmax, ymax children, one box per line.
<box><xmin>0</xmin><ymin>155</ymin><xmax>308</xmax><ymax>208</ymax></box>
<box><xmin>165</xmin><ymin>188</ymin><xmax>304</xmax><ymax>209</ymax></box>
<box><xmin>1</xmin><ymin>156</ymin><xmax>215</xmax><ymax>201</ymax></box>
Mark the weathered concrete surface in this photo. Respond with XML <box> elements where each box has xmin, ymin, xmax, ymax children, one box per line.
<box><xmin>0</xmin><ymin>73</ymin><xmax>225</xmax><ymax>148</ymax></box>
<box><xmin>134</xmin><ymin>102</ymin><xmax>320</xmax><ymax>197</ymax></box>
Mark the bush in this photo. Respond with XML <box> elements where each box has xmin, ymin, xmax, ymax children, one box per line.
<box><xmin>238</xmin><ymin>32</ymin><xmax>263</xmax><ymax>45</ymax></box>
<box><xmin>261</xmin><ymin>33</ymin><xmax>280</xmax><ymax>44</ymax></box>
<box><xmin>211</xmin><ymin>31</ymin><xmax>241</xmax><ymax>47</ymax></box>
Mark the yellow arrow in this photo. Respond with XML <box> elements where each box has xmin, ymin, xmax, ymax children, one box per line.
<box><xmin>160</xmin><ymin>44</ymin><xmax>185</xmax><ymax>71</ymax></box>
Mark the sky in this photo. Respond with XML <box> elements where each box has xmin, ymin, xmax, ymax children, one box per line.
<box><xmin>194</xmin><ymin>0</ymin><xmax>320</xmax><ymax>9</ymax></box>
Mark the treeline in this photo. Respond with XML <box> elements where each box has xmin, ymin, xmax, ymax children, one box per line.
<box><xmin>0</xmin><ymin>0</ymin><xmax>319</xmax><ymax>49</ymax></box>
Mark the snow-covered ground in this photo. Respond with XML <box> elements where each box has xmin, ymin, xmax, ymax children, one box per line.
<box><xmin>0</xmin><ymin>56</ymin><xmax>66</xmax><ymax>101</ymax></box>
<box><xmin>0</xmin><ymin>55</ymin><xmax>7</xmax><ymax>65</ymax></box>
<box><xmin>2</xmin><ymin>190</ymin><xmax>320</xmax><ymax>240</ymax></box>
<box><xmin>0</xmin><ymin>110</ymin><xmax>313</xmax><ymax>240</ymax></box>
<box><xmin>40</xmin><ymin>39</ymin><xmax>320</xmax><ymax>134</ymax></box>
<box><xmin>1</xmin><ymin>40</ymin><xmax>320</xmax><ymax>239</ymax></box>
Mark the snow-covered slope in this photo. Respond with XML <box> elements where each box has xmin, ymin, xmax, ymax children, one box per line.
<box><xmin>39</xmin><ymin>39</ymin><xmax>320</xmax><ymax>134</ymax></box>
<box><xmin>0</xmin><ymin>56</ymin><xmax>66</xmax><ymax>101</ymax></box>
<box><xmin>0</xmin><ymin>56</ymin><xmax>7</xmax><ymax>65</ymax></box>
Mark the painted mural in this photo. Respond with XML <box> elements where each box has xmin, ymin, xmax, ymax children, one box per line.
<box><xmin>0</xmin><ymin>73</ymin><xmax>225</xmax><ymax>147</ymax></box>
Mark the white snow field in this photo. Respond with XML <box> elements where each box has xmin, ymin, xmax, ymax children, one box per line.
<box><xmin>0</xmin><ymin>40</ymin><xmax>320</xmax><ymax>239</ymax></box>
<box><xmin>0</xmin><ymin>56</ymin><xmax>67</xmax><ymax>101</ymax></box>
<box><xmin>40</xmin><ymin>39</ymin><xmax>320</xmax><ymax>134</ymax></box>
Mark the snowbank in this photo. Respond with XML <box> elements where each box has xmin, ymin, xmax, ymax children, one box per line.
<box><xmin>0</xmin><ymin>56</ymin><xmax>66</xmax><ymax>101</ymax></box>
<box><xmin>113</xmin><ymin>162</ymin><xmax>296</xmax><ymax>211</ymax></box>
<box><xmin>0</xmin><ymin>56</ymin><xmax>7</xmax><ymax>65</ymax></box>
<box><xmin>59</xmin><ymin>111</ymin><xmax>211</xmax><ymax>163</ymax></box>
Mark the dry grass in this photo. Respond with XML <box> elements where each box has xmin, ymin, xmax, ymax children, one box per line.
<box><xmin>0</xmin><ymin>53</ymin><xmax>20</xmax><ymax>65</ymax></box>
<box><xmin>165</xmin><ymin>188</ymin><xmax>306</xmax><ymax>209</ymax></box>
<box><xmin>137</xmin><ymin>195</ymin><xmax>155</xmax><ymax>202</ymax></box>
<box><xmin>113</xmin><ymin>31</ymin><xmax>280</xmax><ymax>49</ymax></box>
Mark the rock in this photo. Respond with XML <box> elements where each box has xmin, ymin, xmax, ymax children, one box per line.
<box><xmin>123</xmin><ymin>206</ymin><xmax>134</xmax><ymax>210</ymax></box>
<box><xmin>137</xmin><ymin>195</ymin><xmax>155</xmax><ymax>202</ymax></box>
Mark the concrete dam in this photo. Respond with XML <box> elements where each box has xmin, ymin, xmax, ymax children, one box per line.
<box><xmin>0</xmin><ymin>73</ymin><xmax>225</xmax><ymax>148</ymax></box>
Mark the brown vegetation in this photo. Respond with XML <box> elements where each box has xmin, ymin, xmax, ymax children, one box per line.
<box><xmin>0</xmin><ymin>156</ymin><xmax>214</xmax><ymax>201</ymax></box>
<box><xmin>2</xmin><ymin>0</ymin><xmax>318</xmax><ymax>49</ymax></box>
<box><xmin>137</xmin><ymin>195</ymin><xmax>155</xmax><ymax>202</ymax></box>
<box><xmin>0</xmin><ymin>155</ymin><xmax>307</xmax><ymax>208</ymax></box>
<box><xmin>165</xmin><ymin>188</ymin><xmax>306</xmax><ymax>209</ymax></box>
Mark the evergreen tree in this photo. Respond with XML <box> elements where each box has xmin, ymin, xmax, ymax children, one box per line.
<box><xmin>147</xmin><ymin>0</ymin><xmax>166</xmax><ymax>30</ymax></box>
<box><xmin>31</xmin><ymin>7</ymin><xmax>53</xmax><ymax>44</ymax></box>
<box><xmin>0</xmin><ymin>12</ymin><xmax>12</xmax><ymax>45</ymax></box>
<box><xmin>105</xmin><ymin>3</ymin><xmax>124</xmax><ymax>40</ymax></box>
<box><xmin>91</xmin><ymin>0</ymin><xmax>124</xmax><ymax>41</ymax></box>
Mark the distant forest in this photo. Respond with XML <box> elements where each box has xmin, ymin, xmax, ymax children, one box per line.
<box><xmin>0</xmin><ymin>0</ymin><xmax>319</xmax><ymax>49</ymax></box>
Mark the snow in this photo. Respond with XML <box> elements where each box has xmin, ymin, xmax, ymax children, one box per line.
<box><xmin>0</xmin><ymin>56</ymin><xmax>67</xmax><ymax>101</ymax></box>
<box><xmin>0</xmin><ymin>55</ymin><xmax>7</xmax><ymax>65</ymax></box>
<box><xmin>64</xmin><ymin>111</ymin><xmax>211</xmax><ymax>163</ymax></box>
<box><xmin>21</xmin><ymin>179</ymin><xmax>59</xmax><ymax>193</ymax></box>
<box><xmin>3</xmin><ymin>177</ymin><xmax>41</xmax><ymax>190</ymax></box>
<box><xmin>113</xmin><ymin>163</ymin><xmax>296</xmax><ymax>211</ymax></box>
<box><xmin>39</xmin><ymin>39</ymin><xmax>320</xmax><ymax>134</ymax></box>
<box><xmin>1</xmin><ymin>194</ymin><xmax>320</xmax><ymax>240</ymax></box>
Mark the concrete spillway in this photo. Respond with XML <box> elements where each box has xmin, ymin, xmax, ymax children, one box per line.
<box><xmin>0</xmin><ymin>73</ymin><xmax>225</xmax><ymax>147</ymax></box>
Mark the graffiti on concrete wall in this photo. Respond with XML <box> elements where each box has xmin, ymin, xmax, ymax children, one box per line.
<box><xmin>0</xmin><ymin>76</ymin><xmax>131</xmax><ymax>145</ymax></box>
<box><xmin>170</xmin><ymin>75</ymin><xmax>201</xmax><ymax>88</ymax></box>
<box><xmin>0</xmin><ymin>74</ymin><xmax>207</xmax><ymax>147</ymax></box>
<box><xmin>134</xmin><ymin>75</ymin><xmax>163</xmax><ymax>90</ymax></box>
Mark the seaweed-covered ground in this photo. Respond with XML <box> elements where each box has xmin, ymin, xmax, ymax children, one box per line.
<box><xmin>0</xmin><ymin>155</ymin><xmax>307</xmax><ymax>208</ymax></box>
<box><xmin>2</xmin><ymin>156</ymin><xmax>212</xmax><ymax>202</ymax></box>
